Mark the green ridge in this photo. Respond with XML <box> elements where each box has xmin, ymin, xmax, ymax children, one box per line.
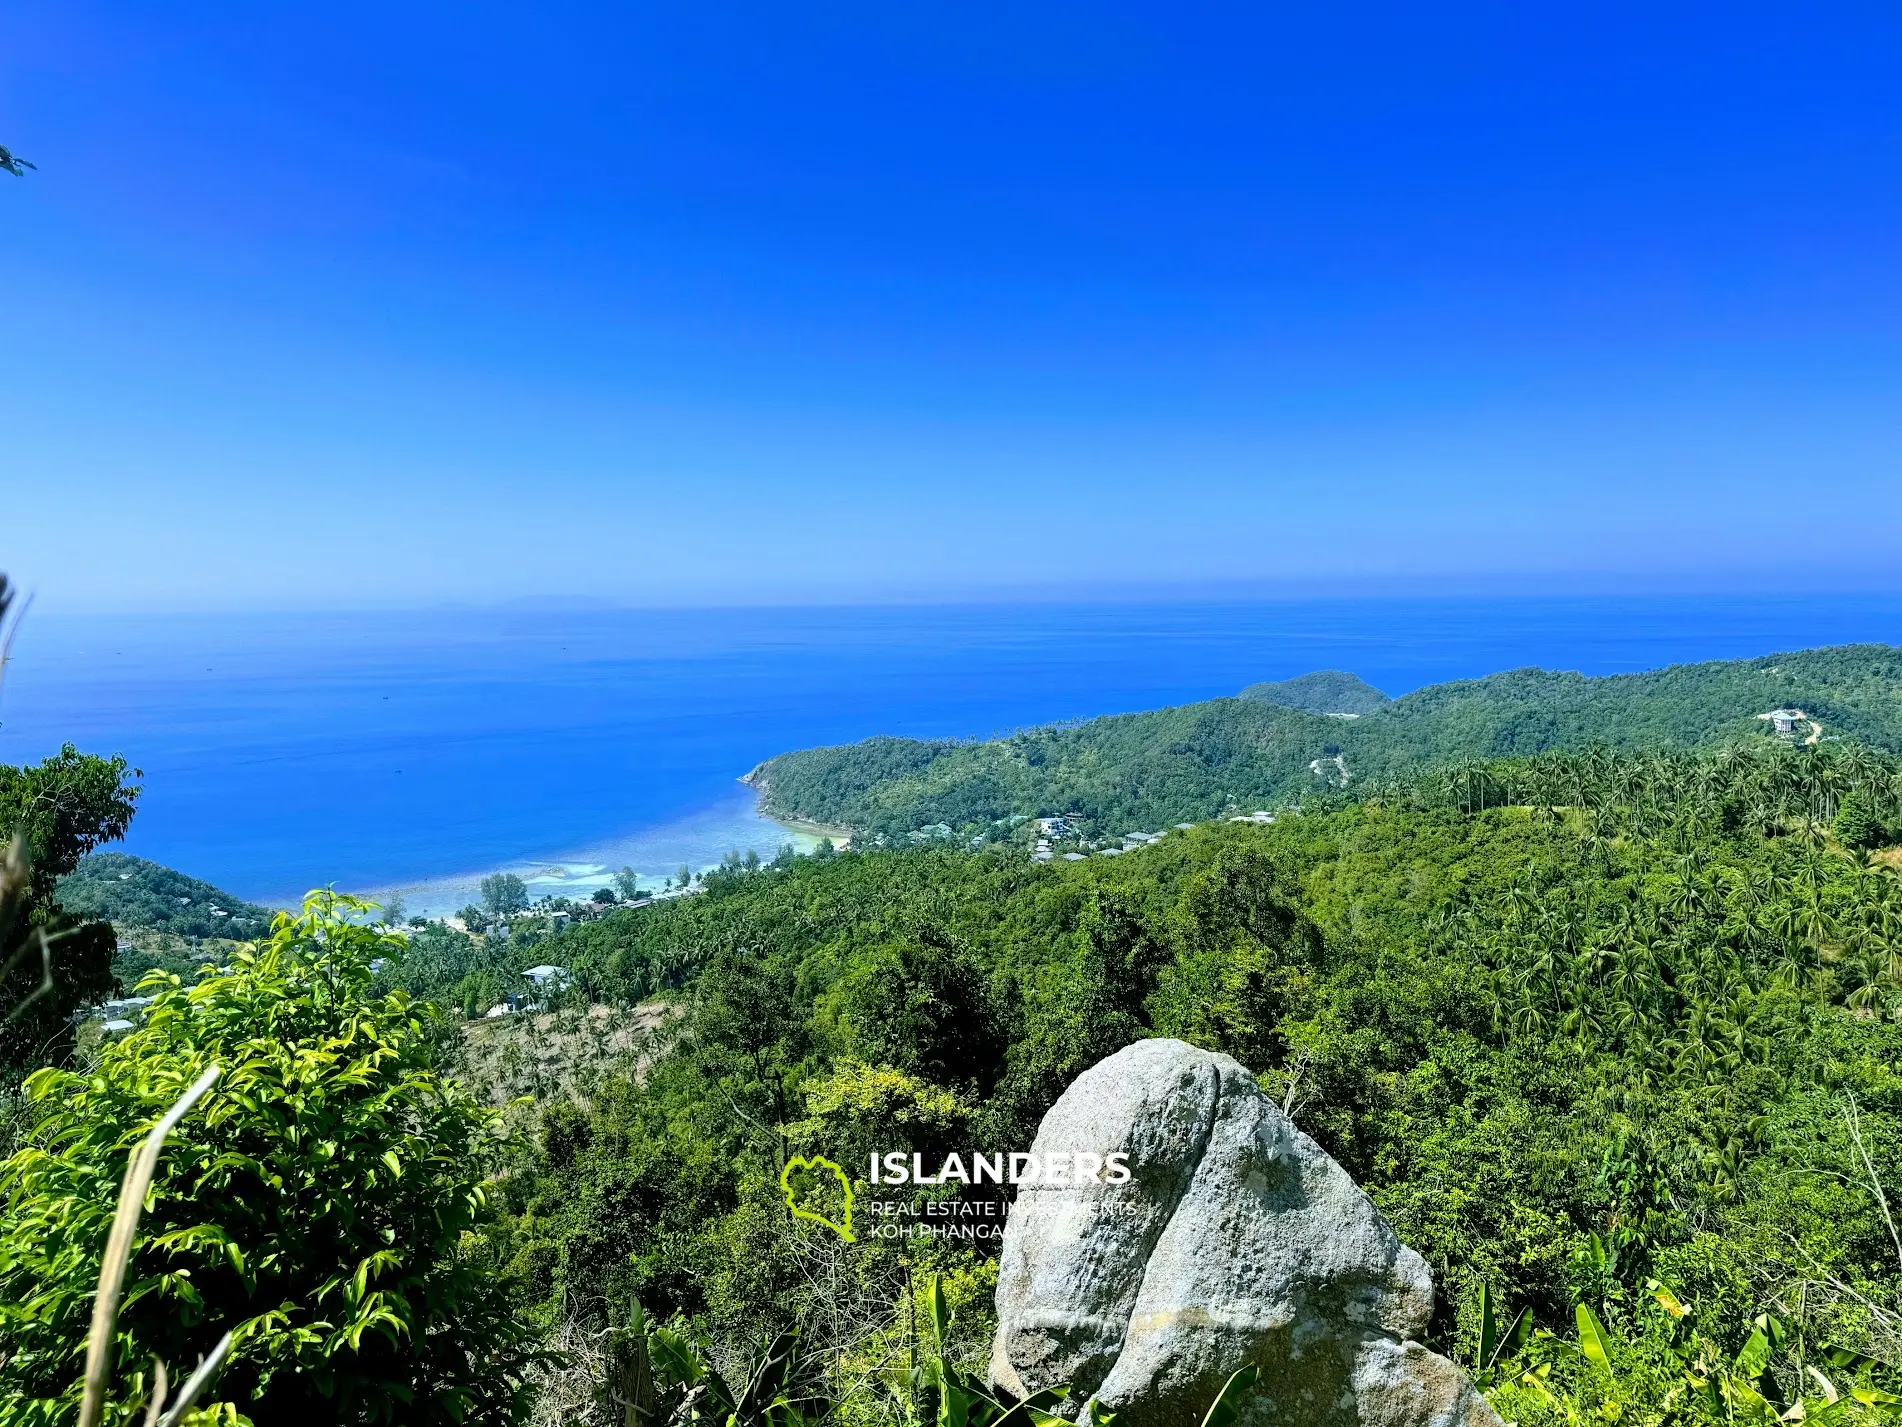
<box><xmin>750</xmin><ymin>643</ymin><xmax>1902</xmax><ymax>839</ymax></box>
<box><xmin>57</xmin><ymin>851</ymin><xmax>275</xmax><ymax>941</ymax></box>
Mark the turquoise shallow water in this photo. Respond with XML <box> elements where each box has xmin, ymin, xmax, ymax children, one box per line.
<box><xmin>3</xmin><ymin>595</ymin><xmax>1899</xmax><ymax>908</ymax></box>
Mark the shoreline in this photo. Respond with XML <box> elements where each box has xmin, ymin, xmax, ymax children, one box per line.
<box><xmin>303</xmin><ymin>787</ymin><xmax>824</xmax><ymax>919</ymax></box>
<box><xmin>765</xmin><ymin>812</ymin><xmax>856</xmax><ymax>846</ymax></box>
<box><xmin>740</xmin><ymin>765</ymin><xmax>857</xmax><ymax>847</ymax></box>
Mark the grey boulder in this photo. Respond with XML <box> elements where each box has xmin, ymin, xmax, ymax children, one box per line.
<box><xmin>990</xmin><ymin>1039</ymin><xmax>1500</xmax><ymax>1427</ymax></box>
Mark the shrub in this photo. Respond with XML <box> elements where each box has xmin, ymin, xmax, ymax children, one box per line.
<box><xmin>0</xmin><ymin>891</ymin><xmax>542</xmax><ymax>1425</ymax></box>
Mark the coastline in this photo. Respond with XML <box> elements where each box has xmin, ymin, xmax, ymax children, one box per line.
<box><xmin>741</xmin><ymin>765</ymin><xmax>857</xmax><ymax>847</ymax></box>
<box><xmin>765</xmin><ymin>812</ymin><xmax>857</xmax><ymax>846</ymax></box>
<box><xmin>333</xmin><ymin>786</ymin><xmax>824</xmax><ymax>920</ymax></box>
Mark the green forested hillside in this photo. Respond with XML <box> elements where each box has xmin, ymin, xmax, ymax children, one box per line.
<box><xmin>751</xmin><ymin>643</ymin><xmax>1902</xmax><ymax>840</ymax></box>
<box><xmin>56</xmin><ymin>852</ymin><xmax>274</xmax><ymax>942</ymax></box>
<box><xmin>473</xmin><ymin>737</ymin><xmax>1902</xmax><ymax>1427</ymax></box>
<box><xmin>56</xmin><ymin>851</ymin><xmax>277</xmax><ymax>990</ymax></box>
<box><xmin>1239</xmin><ymin>668</ymin><xmax>1391</xmax><ymax>714</ymax></box>
<box><xmin>13</xmin><ymin>734</ymin><xmax>1902</xmax><ymax>1423</ymax></box>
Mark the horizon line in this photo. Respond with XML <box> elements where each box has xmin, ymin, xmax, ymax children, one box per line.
<box><xmin>18</xmin><ymin>568</ymin><xmax>1902</xmax><ymax>620</ymax></box>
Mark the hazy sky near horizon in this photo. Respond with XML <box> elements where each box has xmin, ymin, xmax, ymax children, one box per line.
<box><xmin>4</xmin><ymin>2</ymin><xmax>1902</xmax><ymax>611</ymax></box>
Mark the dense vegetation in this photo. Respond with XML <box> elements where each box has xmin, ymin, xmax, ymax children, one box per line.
<box><xmin>13</xmin><ymin>622</ymin><xmax>1902</xmax><ymax>1426</ymax></box>
<box><xmin>478</xmin><ymin>735</ymin><xmax>1902</xmax><ymax>1425</ymax></box>
<box><xmin>1238</xmin><ymin>668</ymin><xmax>1390</xmax><ymax>715</ymax></box>
<box><xmin>56</xmin><ymin>854</ymin><xmax>273</xmax><ymax>945</ymax></box>
<box><xmin>53</xmin><ymin>852</ymin><xmax>275</xmax><ymax>991</ymax></box>
<box><xmin>0</xmin><ymin>740</ymin><xmax>141</xmax><ymax>1074</ymax></box>
<box><xmin>0</xmin><ymin>893</ymin><xmax>542</xmax><ymax>1425</ymax></box>
<box><xmin>750</xmin><ymin>643</ymin><xmax>1902</xmax><ymax>840</ymax></box>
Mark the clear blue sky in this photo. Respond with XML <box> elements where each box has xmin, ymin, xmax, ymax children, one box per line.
<box><xmin>4</xmin><ymin>2</ymin><xmax>1901</xmax><ymax>610</ymax></box>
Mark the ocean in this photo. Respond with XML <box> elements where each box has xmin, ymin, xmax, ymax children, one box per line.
<box><xmin>3</xmin><ymin>594</ymin><xmax>1899</xmax><ymax>913</ymax></box>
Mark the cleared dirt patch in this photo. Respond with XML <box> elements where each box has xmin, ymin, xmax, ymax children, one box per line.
<box><xmin>455</xmin><ymin>999</ymin><xmax>681</xmax><ymax>1108</ymax></box>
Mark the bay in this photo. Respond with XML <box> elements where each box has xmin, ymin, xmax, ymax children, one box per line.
<box><xmin>3</xmin><ymin>594</ymin><xmax>1898</xmax><ymax>911</ymax></box>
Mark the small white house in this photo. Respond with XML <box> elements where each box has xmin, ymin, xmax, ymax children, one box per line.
<box><xmin>523</xmin><ymin>964</ymin><xmax>572</xmax><ymax>990</ymax></box>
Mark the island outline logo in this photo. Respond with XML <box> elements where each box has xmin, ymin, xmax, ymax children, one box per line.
<box><xmin>780</xmin><ymin>1154</ymin><xmax>856</xmax><ymax>1242</ymax></box>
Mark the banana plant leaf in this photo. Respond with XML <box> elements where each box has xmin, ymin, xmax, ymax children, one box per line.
<box><xmin>1477</xmin><ymin>1283</ymin><xmax>1498</xmax><ymax>1375</ymax></box>
<box><xmin>1490</xmin><ymin>1308</ymin><xmax>1532</xmax><ymax>1372</ymax></box>
<box><xmin>1820</xmin><ymin>1344</ymin><xmax>1891</xmax><ymax>1374</ymax></box>
<box><xmin>1199</xmin><ymin>1363</ymin><xmax>1262</xmax><ymax>1427</ymax></box>
<box><xmin>1576</xmin><ymin>1304</ymin><xmax>1618</xmax><ymax>1377</ymax></box>
<box><xmin>738</xmin><ymin>1330</ymin><xmax>801</xmax><ymax>1420</ymax></box>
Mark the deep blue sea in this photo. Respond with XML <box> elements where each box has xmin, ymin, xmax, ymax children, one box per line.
<box><xmin>3</xmin><ymin>595</ymin><xmax>1899</xmax><ymax>913</ymax></box>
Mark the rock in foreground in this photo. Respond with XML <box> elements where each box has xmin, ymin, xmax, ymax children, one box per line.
<box><xmin>990</xmin><ymin>1039</ymin><xmax>1501</xmax><ymax>1427</ymax></box>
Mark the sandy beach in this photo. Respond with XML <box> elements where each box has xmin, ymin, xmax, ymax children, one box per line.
<box><xmin>356</xmin><ymin>785</ymin><xmax>823</xmax><ymax>920</ymax></box>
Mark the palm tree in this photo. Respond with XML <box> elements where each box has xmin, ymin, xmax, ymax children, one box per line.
<box><xmin>1844</xmin><ymin>945</ymin><xmax>1889</xmax><ymax>1014</ymax></box>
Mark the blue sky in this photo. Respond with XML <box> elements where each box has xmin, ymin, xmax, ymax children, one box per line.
<box><xmin>3</xmin><ymin>2</ymin><xmax>1900</xmax><ymax>610</ymax></box>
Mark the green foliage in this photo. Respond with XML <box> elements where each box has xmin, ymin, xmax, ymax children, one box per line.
<box><xmin>495</xmin><ymin>734</ymin><xmax>1902</xmax><ymax>1427</ymax></box>
<box><xmin>28</xmin><ymin>683</ymin><xmax>1902</xmax><ymax>1426</ymax></box>
<box><xmin>817</xmin><ymin>933</ymin><xmax>1004</xmax><ymax>1092</ymax></box>
<box><xmin>483</xmin><ymin>874</ymin><xmax>529</xmax><ymax>920</ymax></box>
<box><xmin>612</xmin><ymin>1300</ymin><xmax>830</xmax><ymax>1427</ymax></box>
<box><xmin>1486</xmin><ymin>1280</ymin><xmax>1901</xmax><ymax>1427</ymax></box>
<box><xmin>0</xmin><ymin>745</ymin><xmax>142</xmax><ymax>906</ymax></box>
<box><xmin>57</xmin><ymin>853</ymin><xmax>274</xmax><ymax>943</ymax></box>
<box><xmin>1238</xmin><ymin>669</ymin><xmax>1390</xmax><ymax>715</ymax></box>
<box><xmin>1194</xmin><ymin>1365</ymin><xmax>1259</xmax><ymax>1427</ymax></box>
<box><xmin>375</xmin><ymin>919</ymin><xmax>530</xmax><ymax>1019</ymax></box>
<box><xmin>0</xmin><ymin>891</ymin><xmax>542</xmax><ymax>1425</ymax></box>
<box><xmin>1473</xmin><ymin>1282</ymin><xmax>1532</xmax><ymax>1381</ymax></box>
<box><xmin>0</xmin><ymin>743</ymin><xmax>142</xmax><ymax>1070</ymax></box>
<box><xmin>750</xmin><ymin>644</ymin><xmax>1902</xmax><ymax>840</ymax></box>
<box><xmin>915</xmin><ymin>1275</ymin><xmax>1083</xmax><ymax>1427</ymax></box>
<box><xmin>1838</xmin><ymin>792</ymin><xmax>1891</xmax><ymax>851</ymax></box>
